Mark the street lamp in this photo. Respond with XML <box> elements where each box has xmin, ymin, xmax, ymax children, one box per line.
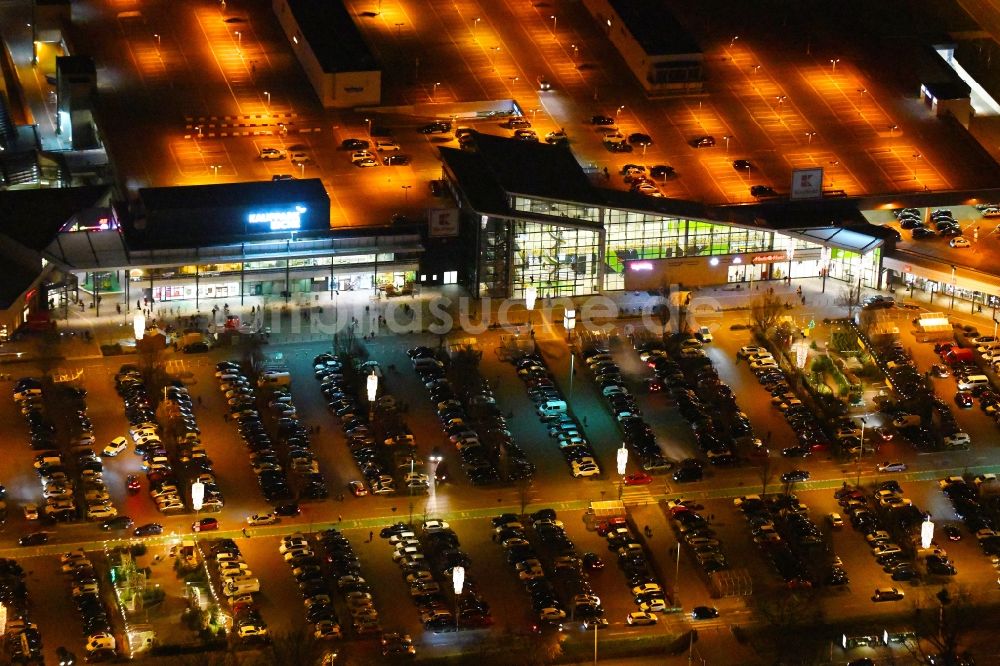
<box><xmin>913</xmin><ymin>153</ymin><xmax>922</xmax><ymax>181</ymax></box>
<box><xmin>563</xmin><ymin>308</ymin><xmax>576</xmax><ymax>342</ymax></box>
<box><xmin>751</xmin><ymin>64</ymin><xmax>760</xmax><ymax>77</ymax></box>
<box><xmin>299</xmin><ymin>163</ymin><xmax>305</xmax><ymax>178</ymax></box>
<box><xmin>453</xmin><ymin>566</ymin><xmax>465</xmax><ymax>632</ymax></box>
<box><xmin>858</xmin><ymin>88</ymin><xmax>867</xmax><ymax>100</ymax></box>
<box><xmin>428</xmin><ymin>448</ymin><xmax>443</xmax><ymax>495</ymax></box>
<box><xmin>723</xmin><ymin>135</ymin><xmax>731</xmax><ymax>152</ymax></box>
<box><xmin>133</xmin><ymin>312</ymin><xmax>146</xmax><ymax>340</ymax></box>
<box><xmin>921</xmin><ymin>516</ymin><xmax>935</xmax><ymax>550</ymax></box>
<box><xmin>432</xmin><ymin>82</ymin><xmax>441</xmax><ymax>99</ymax></box>
<box><xmin>550</xmin><ymin>15</ymin><xmax>557</xmax><ymax>33</ymax></box>
<box><xmin>524</xmin><ymin>286</ymin><xmax>537</xmax><ymax>329</ymax></box>
<box><xmin>235</xmin><ymin>31</ymin><xmax>242</xmax><ymax>49</ymax></box>
<box><xmin>571</xmin><ymin>43</ymin><xmax>579</xmax><ymax>63</ymax></box>
<box><xmin>210</xmin><ymin>165</ymin><xmax>221</xmax><ymax>179</ymax></box>
<box><xmin>616</xmin><ymin>105</ymin><xmax>625</xmax><ymax>120</ymax></box>
<box><xmin>616</xmin><ymin>443</ymin><xmax>628</xmax><ymax>500</ymax></box>
<box><xmin>264</xmin><ymin>91</ymin><xmax>270</xmax><ymax>107</ymax></box>
<box><xmin>950</xmin><ymin>264</ymin><xmax>957</xmax><ymax>310</ymax></box>
<box><xmin>829</xmin><ymin>58</ymin><xmax>840</xmax><ymax>72</ymax></box>
<box><xmin>730</xmin><ymin>35</ymin><xmax>739</xmax><ymax>47</ymax></box>
<box><xmin>401</xmin><ymin>184</ymin><xmax>412</xmax><ymax>203</ymax></box>
<box><xmin>889</xmin><ymin>124</ymin><xmax>898</xmax><ymax>136</ymax></box>
<box><xmin>154</xmin><ymin>33</ymin><xmax>161</xmax><ymax>49</ymax></box>
<box><xmin>472</xmin><ymin>17</ymin><xmax>480</xmax><ymax>35</ymax></box>
<box><xmin>805</xmin><ymin>131</ymin><xmax>816</xmax><ymax>144</ymax></box>
<box><xmin>366</xmin><ymin>370</ymin><xmax>378</xmax><ymax>420</ymax></box>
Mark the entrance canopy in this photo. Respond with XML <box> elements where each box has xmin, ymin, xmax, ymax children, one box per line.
<box><xmin>780</xmin><ymin>227</ymin><xmax>883</xmax><ymax>255</ymax></box>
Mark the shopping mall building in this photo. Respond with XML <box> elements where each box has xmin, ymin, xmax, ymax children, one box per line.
<box><xmin>439</xmin><ymin>133</ymin><xmax>890</xmax><ymax>300</ymax></box>
<box><xmin>6</xmin><ymin>130</ymin><xmax>1000</xmax><ymax>341</ymax></box>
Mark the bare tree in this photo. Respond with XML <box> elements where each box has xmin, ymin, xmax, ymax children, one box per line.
<box><xmin>749</xmin><ymin>589</ymin><xmax>826</xmax><ymax>664</ymax></box>
<box><xmin>903</xmin><ymin>587</ymin><xmax>979</xmax><ymax>666</ymax></box>
<box><xmin>836</xmin><ymin>280</ymin><xmax>864</xmax><ymax>318</ymax></box>
<box><xmin>750</xmin><ymin>291</ymin><xmax>785</xmax><ymax>332</ymax></box>
<box><xmin>517</xmin><ymin>478</ymin><xmax>533</xmax><ymax>517</ymax></box>
<box><xmin>758</xmin><ymin>455</ymin><xmax>774</xmax><ymax>495</ymax></box>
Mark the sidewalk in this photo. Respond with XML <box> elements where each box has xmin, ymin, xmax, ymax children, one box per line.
<box><xmin>6</xmin><ymin>275</ymin><xmax>996</xmax><ymax>365</ymax></box>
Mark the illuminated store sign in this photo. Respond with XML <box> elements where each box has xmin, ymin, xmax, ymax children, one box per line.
<box><xmin>629</xmin><ymin>262</ymin><xmax>654</xmax><ymax>271</ymax></box>
<box><xmin>247</xmin><ymin>206</ymin><xmax>307</xmax><ymax>231</ymax></box>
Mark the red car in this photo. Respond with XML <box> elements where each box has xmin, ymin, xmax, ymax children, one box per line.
<box><xmin>596</xmin><ymin>517</ymin><xmax>627</xmax><ymax>537</ymax></box>
<box><xmin>624</xmin><ymin>472</ymin><xmax>653</xmax><ymax>486</ymax></box>
<box><xmin>955</xmin><ymin>391</ymin><xmax>974</xmax><ymax>409</ymax></box>
<box><xmin>646</xmin><ymin>378</ymin><xmax>663</xmax><ymax>393</ymax></box>
<box><xmin>126</xmin><ymin>475</ymin><xmax>141</xmax><ymax>494</ymax></box>
<box><xmin>348</xmin><ymin>481</ymin><xmax>368</xmax><ymax>497</ymax></box>
<box><xmin>192</xmin><ymin>517</ymin><xmax>219</xmax><ymax>532</ymax></box>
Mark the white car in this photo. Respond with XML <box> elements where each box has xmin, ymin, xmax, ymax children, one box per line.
<box><xmin>289</xmin><ymin>151</ymin><xmax>310</xmax><ymax>164</ymax></box>
<box><xmin>375</xmin><ymin>139</ymin><xmax>401</xmax><ymax>152</ymax></box>
<box><xmin>696</xmin><ymin>326</ymin><xmax>713</xmax><ymax>343</ymax></box>
<box><xmin>350</xmin><ymin>150</ymin><xmax>375</xmax><ymax>163</ymax></box>
<box><xmin>221</xmin><ymin>567</ymin><xmax>254</xmax><ymax>579</ymax></box>
<box><xmin>571</xmin><ymin>460</ymin><xmax>600</xmax><ymax>478</ymax></box>
<box><xmin>627</xmin><ymin>611</ymin><xmax>658</xmax><ymax>626</ymax></box>
<box><xmin>950</xmin><ymin>237</ymin><xmax>971</xmax><ymax>248</ymax></box>
<box><xmin>259</xmin><ymin>147</ymin><xmax>286</xmax><ymax>160</ymax></box>
<box><xmin>738</xmin><ymin>345</ymin><xmax>767</xmax><ymax>358</ymax></box>
<box><xmin>750</xmin><ymin>359</ymin><xmax>778</xmax><ymax>371</ymax></box>
<box><xmin>102</xmin><ymin>437</ymin><xmax>128</xmax><ymax>457</ymax></box>
<box><xmin>247</xmin><ymin>513</ymin><xmax>278</xmax><ymax>526</ymax></box>
<box><xmin>23</xmin><ymin>503</ymin><xmax>38</xmax><ymax>520</ymax></box>
<box><xmin>943</xmin><ymin>432</ymin><xmax>971</xmax><ymax>449</ymax></box>
<box><xmin>421</xmin><ymin>519</ymin><xmax>451</xmax><ymax>532</ymax></box>
<box><xmin>87</xmin><ymin>505</ymin><xmax>118</xmax><ymax>520</ymax></box>
<box><xmin>877</xmin><ymin>462</ymin><xmax>907</xmax><ymax>473</ymax></box>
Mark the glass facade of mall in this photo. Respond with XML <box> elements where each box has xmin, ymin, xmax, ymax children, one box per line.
<box><xmin>480</xmin><ymin>194</ymin><xmax>881</xmax><ymax>298</ymax></box>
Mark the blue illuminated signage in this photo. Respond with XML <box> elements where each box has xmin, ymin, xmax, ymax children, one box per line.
<box><xmin>247</xmin><ymin>205</ymin><xmax>307</xmax><ymax>231</ymax></box>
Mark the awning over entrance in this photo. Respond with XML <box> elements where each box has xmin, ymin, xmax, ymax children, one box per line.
<box><xmin>780</xmin><ymin>227</ymin><xmax>883</xmax><ymax>255</ymax></box>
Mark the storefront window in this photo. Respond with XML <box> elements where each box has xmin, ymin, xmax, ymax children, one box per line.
<box><xmin>512</xmin><ymin>221</ymin><xmax>600</xmax><ymax>298</ymax></box>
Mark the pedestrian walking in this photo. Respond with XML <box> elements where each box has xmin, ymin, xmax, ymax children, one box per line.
<box><xmin>368</xmin><ymin>530</ymin><xmax>374</xmax><ymax>542</ymax></box>
<box><xmin>242</xmin><ymin>528</ymin><xmax>249</xmax><ymax>538</ymax></box>
<box><xmin>338</xmin><ymin>515</ymin><xmax>343</xmax><ymax>523</ymax></box>
<box><xmin>709</xmin><ymin>514</ymin><xmax>715</xmax><ymax>521</ymax></box>
<box><xmin>197</xmin><ymin>395</ymin><xmax>203</xmax><ymax>407</ymax></box>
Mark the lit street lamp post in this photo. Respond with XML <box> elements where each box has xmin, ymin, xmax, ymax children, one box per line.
<box><xmin>854</xmin><ymin>415</ymin><xmax>868</xmax><ymax>486</ymax></box>
<box><xmin>550</xmin><ymin>15</ymin><xmax>557</xmax><ymax>33</ymax></box>
<box><xmin>264</xmin><ymin>91</ymin><xmax>270</xmax><ymax>108</ymax></box>
<box><xmin>805</xmin><ymin>131</ymin><xmax>816</xmax><ymax>144</ymax></box>
<box><xmin>616</xmin><ymin>105</ymin><xmax>625</xmax><ymax>120</ymax></box>
<box><xmin>367</xmin><ymin>371</ymin><xmax>378</xmax><ymax>420</ymax></box>
<box><xmin>564</xmin><ymin>309</ymin><xmax>576</xmax><ymax>398</ymax></box>
<box><xmin>154</xmin><ymin>33</ymin><xmax>161</xmax><ymax>50</ymax></box>
<box><xmin>453</xmin><ymin>566</ymin><xmax>465</xmax><ymax>633</ymax></box>
<box><xmin>830</xmin><ymin>58</ymin><xmax>840</xmax><ymax>73</ymax></box>
<box><xmin>723</xmin><ymin>135</ymin><xmax>731</xmax><ymax>153</ymax></box>
<box><xmin>401</xmin><ymin>184</ymin><xmax>412</xmax><ymax>204</ymax></box>
<box><xmin>616</xmin><ymin>443</ymin><xmax>628</xmax><ymax>500</ymax></box>
<box><xmin>432</xmin><ymin>82</ymin><xmax>441</xmax><ymax>99</ymax></box>
<box><xmin>524</xmin><ymin>286</ymin><xmax>537</xmax><ymax>330</ymax></box>
<box><xmin>235</xmin><ymin>31</ymin><xmax>242</xmax><ymax>50</ymax></box>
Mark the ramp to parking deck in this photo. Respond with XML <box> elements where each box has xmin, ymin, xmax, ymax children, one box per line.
<box><xmin>358</xmin><ymin>99</ymin><xmax>522</xmax><ymax>120</ymax></box>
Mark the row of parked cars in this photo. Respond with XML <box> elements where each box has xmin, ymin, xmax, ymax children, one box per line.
<box><xmin>734</xmin><ymin>493</ymin><xmax>824</xmax><ymax>588</ymax></box>
<box><xmin>938</xmin><ymin>475</ymin><xmax>1000</xmax><ymax>558</ymax></box>
<box><xmin>491</xmin><ymin>509</ymin><xmax>579</xmax><ymax>629</ymax></box>
<box><xmin>895</xmin><ymin>207</ymin><xmax>967</xmax><ymax>245</ymax></box>
<box><xmin>279</xmin><ymin>531</ymin><xmax>351</xmax><ymax>640</ymax></box>
<box><xmin>59</xmin><ymin>548</ymin><xmax>117</xmax><ymax>659</ymax></box>
<box><xmin>513</xmin><ymin>352</ymin><xmax>601</xmax><ymax>478</ymax></box>
<box><xmin>208</xmin><ymin>539</ymin><xmax>266</xmax><ymax>640</ymax></box>
<box><xmin>14</xmin><ymin>379</ymin><xmax>73</xmax><ymax>525</ymax></box>
<box><xmin>381</xmin><ymin>519</ymin><xmax>489</xmax><ymax>632</ymax></box>
<box><xmin>316</xmin><ymin>353</ymin><xmax>409</xmax><ymax>496</ymax></box>
<box><xmin>597</xmin><ymin>515</ymin><xmax>669</xmax><ymax>624</ymax></box>
<box><xmin>217</xmin><ymin>361</ymin><xmax>296</xmax><ymax>504</ymax></box>
<box><xmin>410</xmin><ymin>345</ymin><xmax>533</xmax><ymax>485</ymax></box>
<box><xmin>666</xmin><ymin>499</ymin><xmax>730</xmax><ymax>579</ymax></box>
<box><xmin>0</xmin><ymin>558</ymin><xmax>45</xmax><ymax>664</ymax></box>
<box><xmin>656</xmin><ymin>334</ymin><xmax>752</xmax><ymax>470</ymax></box>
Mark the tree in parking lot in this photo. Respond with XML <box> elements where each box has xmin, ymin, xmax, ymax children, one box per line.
<box><xmin>903</xmin><ymin>586</ymin><xmax>980</xmax><ymax>666</ymax></box>
<box><xmin>749</xmin><ymin>291</ymin><xmax>784</xmax><ymax>333</ymax></box>
<box><xmin>748</xmin><ymin>589</ymin><xmax>826</xmax><ymax>664</ymax></box>
<box><xmin>836</xmin><ymin>279</ymin><xmax>864</xmax><ymax>319</ymax></box>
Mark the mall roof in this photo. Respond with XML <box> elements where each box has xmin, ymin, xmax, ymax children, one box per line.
<box><xmin>608</xmin><ymin>0</ymin><xmax>701</xmax><ymax>57</ymax></box>
<box><xmin>138</xmin><ymin>178</ymin><xmax>329</xmax><ymax>213</ymax></box>
<box><xmin>285</xmin><ymin>0</ymin><xmax>377</xmax><ymax>73</ymax></box>
<box><xmin>440</xmin><ymin>133</ymin><xmax>603</xmax><ymax>211</ymax></box>
<box><xmin>0</xmin><ymin>186</ymin><xmax>110</xmax><ymax>252</ymax></box>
